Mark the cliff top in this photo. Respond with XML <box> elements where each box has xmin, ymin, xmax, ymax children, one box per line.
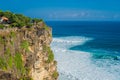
<box><xmin>0</xmin><ymin>10</ymin><xmax>43</xmax><ymax>29</ymax></box>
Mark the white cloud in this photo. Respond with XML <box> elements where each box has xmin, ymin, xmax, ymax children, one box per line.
<box><xmin>24</xmin><ymin>9</ymin><xmax>120</xmax><ymax>21</ymax></box>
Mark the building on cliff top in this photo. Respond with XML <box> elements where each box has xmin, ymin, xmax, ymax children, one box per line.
<box><xmin>0</xmin><ymin>16</ymin><xmax>9</xmax><ymax>24</ymax></box>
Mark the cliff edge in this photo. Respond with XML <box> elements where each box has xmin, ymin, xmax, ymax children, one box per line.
<box><xmin>0</xmin><ymin>22</ymin><xmax>58</xmax><ymax>80</ymax></box>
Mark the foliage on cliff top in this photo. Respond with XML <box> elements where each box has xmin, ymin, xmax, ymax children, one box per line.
<box><xmin>0</xmin><ymin>10</ymin><xmax>43</xmax><ymax>28</ymax></box>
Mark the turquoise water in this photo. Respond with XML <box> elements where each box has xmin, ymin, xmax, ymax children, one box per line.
<box><xmin>47</xmin><ymin>21</ymin><xmax>120</xmax><ymax>80</ymax></box>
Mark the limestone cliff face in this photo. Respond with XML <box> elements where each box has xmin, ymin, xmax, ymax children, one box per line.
<box><xmin>0</xmin><ymin>23</ymin><xmax>58</xmax><ymax>80</ymax></box>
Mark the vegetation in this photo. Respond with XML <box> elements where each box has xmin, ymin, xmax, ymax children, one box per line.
<box><xmin>0</xmin><ymin>36</ymin><xmax>4</xmax><ymax>44</ymax></box>
<box><xmin>0</xmin><ymin>57</ymin><xmax>7</xmax><ymax>70</ymax></box>
<box><xmin>20</xmin><ymin>77</ymin><xmax>33</xmax><ymax>80</ymax></box>
<box><xmin>32</xmin><ymin>18</ymin><xmax>43</xmax><ymax>24</ymax></box>
<box><xmin>47</xmin><ymin>50</ymin><xmax>54</xmax><ymax>63</ymax></box>
<box><xmin>43</xmin><ymin>45</ymin><xmax>54</xmax><ymax>63</ymax></box>
<box><xmin>0</xmin><ymin>36</ymin><xmax>33</xmax><ymax>79</ymax></box>
<box><xmin>0</xmin><ymin>10</ymin><xmax>43</xmax><ymax>28</ymax></box>
<box><xmin>14</xmin><ymin>52</ymin><xmax>23</xmax><ymax>71</ymax></box>
<box><xmin>44</xmin><ymin>25</ymin><xmax>49</xmax><ymax>30</ymax></box>
<box><xmin>20</xmin><ymin>40</ymin><xmax>29</xmax><ymax>52</ymax></box>
<box><xmin>0</xmin><ymin>24</ymin><xmax>4</xmax><ymax>29</ymax></box>
<box><xmin>4</xmin><ymin>48</ymin><xmax>11</xmax><ymax>55</ymax></box>
<box><xmin>10</xmin><ymin>31</ymin><xmax>16</xmax><ymax>38</ymax></box>
<box><xmin>52</xmin><ymin>71</ymin><xmax>59</xmax><ymax>79</ymax></box>
<box><xmin>14</xmin><ymin>52</ymin><xmax>26</xmax><ymax>76</ymax></box>
<box><xmin>0</xmin><ymin>50</ymin><xmax>29</xmax><ymax>78</ymax></box>
<box><xmin>7</xmin><ymin>56</ymin><xmax>13</xmax><ymax>68</ymax></box>
<box><xmin>0</xmin><ymin>10</ymin><xmax>54</xmax><ymax>79</ymax></box>
<box><xmin>0</xmin><ymin>31</ymin><xmax>16</xmax><ymax>45</ymax></box>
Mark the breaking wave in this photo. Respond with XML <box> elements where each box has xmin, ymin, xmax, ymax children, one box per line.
<box><xmin>51</xmin><ymin>36</ymin><xmax>120</xmax><ymax>80</ymax></box>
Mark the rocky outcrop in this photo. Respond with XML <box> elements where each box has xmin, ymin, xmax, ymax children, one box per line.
<box><xmin>0</xmin><ymin>22</ymin><xmax>58</xmax><ymax>80</ymax></box>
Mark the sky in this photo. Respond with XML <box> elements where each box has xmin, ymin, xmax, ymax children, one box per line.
<box><xmin>0</xmin><ymin>0</ymin><xmax>120</xmax><ymax>21</ymax></box>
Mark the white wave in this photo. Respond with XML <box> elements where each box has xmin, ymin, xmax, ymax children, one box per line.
<box><xmin>51</xmin><ymin>36</ymin><xmax>120</xmax><ymax>80</ymax></box>
<box><xmin>52</xmin><ymin>36</ymin><xmax>92</xmax><ymax>50</ymax></box>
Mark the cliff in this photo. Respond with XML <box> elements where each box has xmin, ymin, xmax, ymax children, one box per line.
<box><xmin>0</xmin><ymin>22</ymin><xmax>58</xmax><ymax>80</ymax></box>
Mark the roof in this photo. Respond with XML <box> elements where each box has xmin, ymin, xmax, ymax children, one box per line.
<box><xmin>1</xmin><ymin>16</ymin><xmax>8</xmax><ymax>20</ymax></box>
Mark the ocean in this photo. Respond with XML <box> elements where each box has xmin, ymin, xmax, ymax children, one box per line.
<box><xmin>46</xmin><ymin>21</ymin><xmax>120</xmax><ymax>80</ymax></box>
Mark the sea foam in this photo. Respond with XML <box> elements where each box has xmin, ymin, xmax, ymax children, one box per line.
<box><xmin>51</xmin><ymin>36</ymin><xmax>120</xmax><ymax>80</ymax></box>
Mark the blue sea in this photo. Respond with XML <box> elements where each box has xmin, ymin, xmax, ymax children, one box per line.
<box><xmin>46</xmin><ymin>21</ymin><xmax>120</xmax><ymax>80</ymax></box>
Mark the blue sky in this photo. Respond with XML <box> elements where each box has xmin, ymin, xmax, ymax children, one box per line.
<box><xmin>0</xmin><ymin>0</ymin><xmax>120</xmax><ymax>21</ymax></box>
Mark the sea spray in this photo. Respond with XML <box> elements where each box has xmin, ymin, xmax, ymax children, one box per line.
<box><xmin>51</xmin><ymin>36</ymin><xmax>120</xmax><ymax>80</ymax></box>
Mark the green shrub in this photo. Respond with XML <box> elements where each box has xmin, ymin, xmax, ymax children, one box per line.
<box><xmin>21</xmin><ymin>40</ymin><xmax>29</xmax><ymax>52</ymax></box>
<box><xmin>43</xmin><ymin>45</ymin><xmax>54</xmax><ymax>63</ymax></box>
<box><xmin>20</xmin><ymin>77</ymin><xmax>33</xmax><ymax>80</ymax></box>
<box><xmin>0</xmin><ymin>57</ymin><xmax>7</xmax><ymax>70</ymax></box>
<box><xmin>44</xmin><ymin>26</ymin><xmax>49</xmax><ymax>30</ymax></box>
<box><xmin>47</xmin><ymin>50</ymin><xmax>54</xmax><ymax>63</ymax></box>
<box><xmin>0</xmin><ymin>24</ymin><xmax>4</xmax><ymax>29</ymax></box>
<box><xmin>0</xmin><ymin>48</ymin><xmax>29</xmax><ymax>78</ymax></box>
<box><xmin>0</xmin><ymin>10</ymin><xmax>46</xmax><ymax>28</ymax></box>
<box><xmin>26</xmin><ymin>23</ymin><xmax>32</xmax><ymax>28</ymax></box>
<box><xmin>0</xmin><ymin>48</ymin><xmax>12</xmax><ymax>70</ymax></box>
<box><xmin>10</xmin><ymin>22</ymin><xmax>25</xmax><ymax>28</ymax></box>
<box><xmin>52</xmin><ymin>71</ymin><xmax>59</xmax><ymax>79</ymax></box>
<box><xmin>1</xmin><ymin>48</ymin><xmax>13</xmax><ymax>69</ymax></box>
<box><xmin>10</xmin><ymin>23</ymin><xmax>18</xmax><ymax>27</ymax></box>
<box><xmin>32</xmin><ymin>18</ymin><xmax>43</xmax><ymax>23</ymax></box>
<box><xmin>14</xmin><ymin>52</ymin><xmax>26</xmax><ymax>76</ymax></box>
<box><xmin>14</xmin><ymin>52</ymin><xmax>23</xmax><ymax>70</ymax></box>
<box><xmin>7</xmin><ymin>56</ymin><xmax>13</xmax><ymax>68</ymax></box>
<box><xmin>17</xmin><ymin>22</ymin><xmax>26</xmax><ymax>28</ymax></box>
<box><xmin>0</xmin><ymin>36</ymin><xmax>4</xmax><ymax>44</ymax></box>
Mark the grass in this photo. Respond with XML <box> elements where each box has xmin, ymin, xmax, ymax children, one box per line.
<box><xmin>0</xmin><ymin>48</ymin><xmax>12</xmax><ymax>70</ymax></box>
<box><xmin>0</xmin><ymin>50</ymin><xmax>28</xmax><ymax>78</ymax></box>
<box><xmin>43</xmin><ymin>45</ymin><xmax>54</xmax><ymax>63</ymax></box>
<box><xmin>0</xmin><ymin>36</ymin><xmax>4</xmax><ymax>44</ymax></box>
<box><xmin>0</xmin><ymin>24</ymin><xmax>4</xmax><ymax>29</ymax></box>
<box><xmin>14</xmin><ymin>52</ymin><xmax>23</xmax><ymax>70</ymax></box>
<box><xmin>0</xmin><ymin>57</ymin><xmax>7</xmax><ymax>70</ymax></box>
<box><xmin>5</xmin><ymin>49</ymin><xmax>13</xmax><ymax>69</ymax></box>
<box><xmin>4</xmin><ymin>48</ymin><xmax>11</xmax><ymax>55</ymax></box>
<box><xmin>0</xmin><ymin>37</ymin><xmax>31</xmax><ymax>79</ymax></box>
<box><xmin>44</xmin><ymin>25</ymin><xmax>49</xmax><ymax>31</ymax></box>
<box><xmin>0</xmin><ymin>31</ymin><xmax>16</xmax><ymax>45</ymax></box>
<box><xmin>7</xmin><ymin>56</ymin><xmax>13</xmax><ymax>68</ymax></box>
<box><xmin>14</xmin><ymin>52</ymin><xmax>26</xmax><ymax>76</ymax></box>
<box><xmin>10</xmin><ymin>31</ymin><xmax>16</xmax><ymax>38</ymax></box>
<box><xmin>21</xmin><ymin>40</ymin><xmax>29</xmax><ymax>52</ymax></box>
<box><xmin>47</xmin><ymin>50</ymin><xmax>54</xmax><ymax>63</ymax></box>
